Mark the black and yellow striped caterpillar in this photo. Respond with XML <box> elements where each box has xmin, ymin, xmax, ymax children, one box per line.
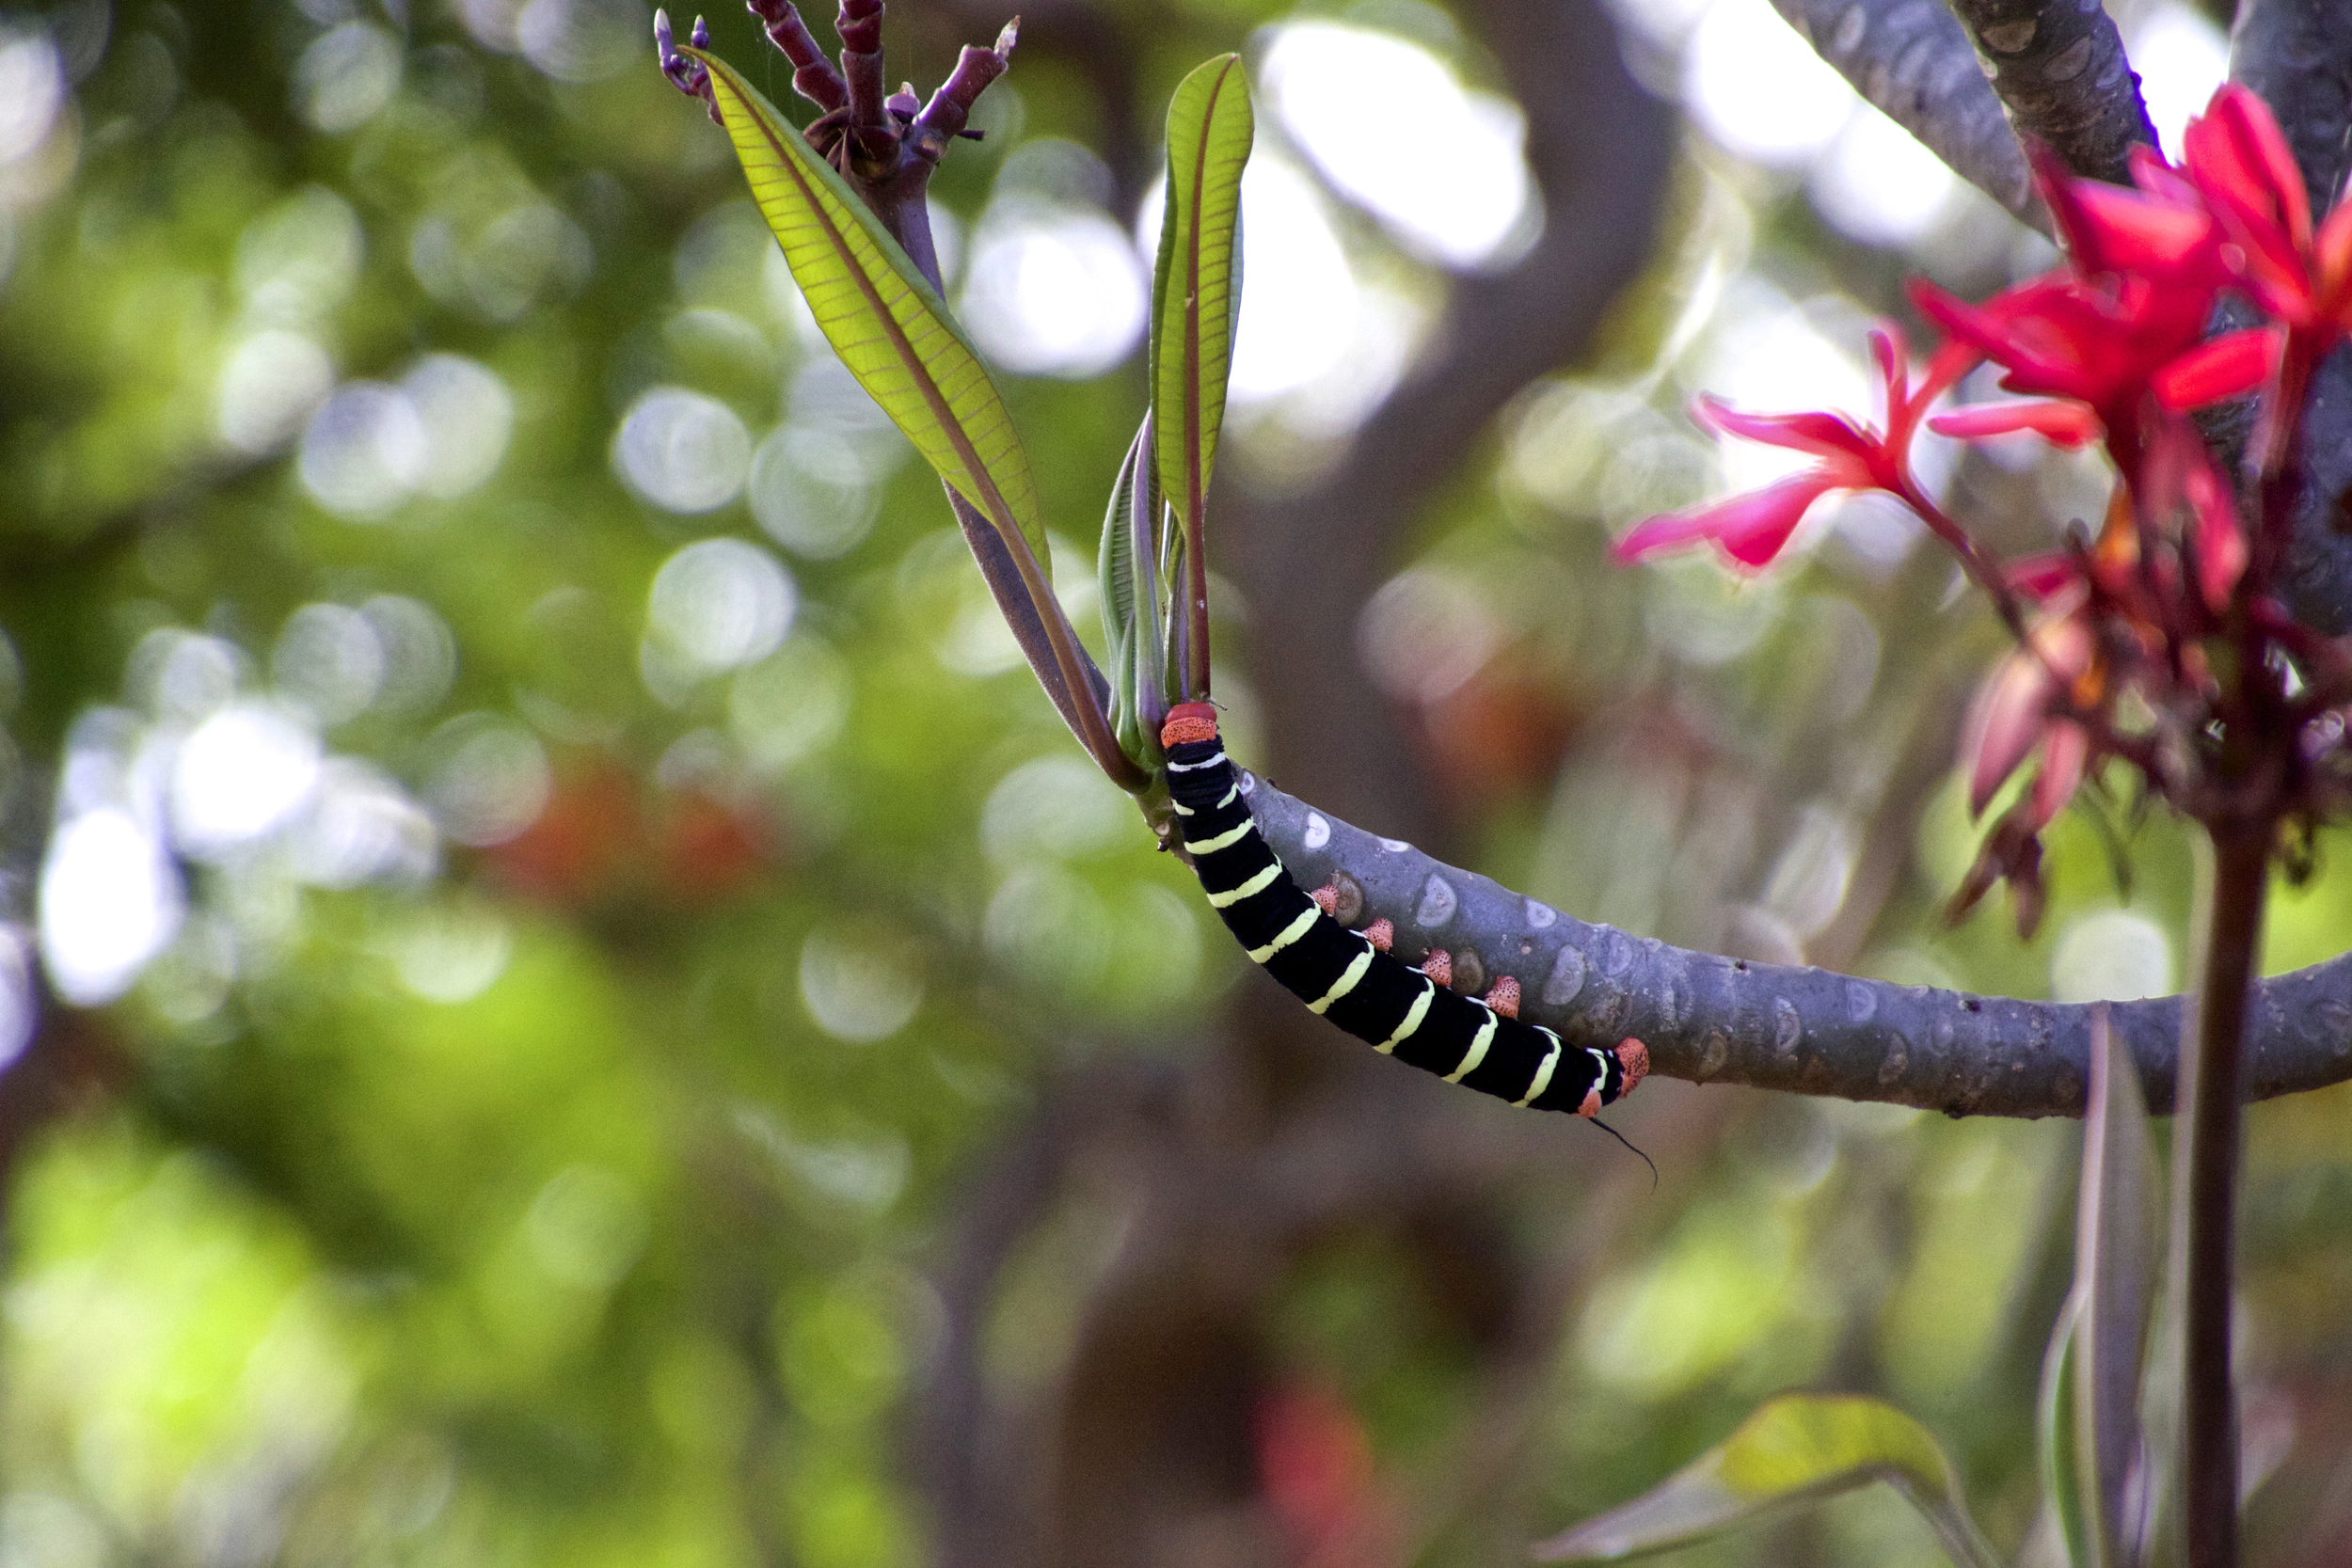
<box><xmin>1161</xmin><ymin>704</ymin><xmax>1646</xmax><ymax>1117</ymax></box>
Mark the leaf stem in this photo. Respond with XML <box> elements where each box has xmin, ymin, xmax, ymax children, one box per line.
<box><xmin>2173</xmin><ymin>818</ymin><xmax>2268</xmax><ymax>1568</ymax></box>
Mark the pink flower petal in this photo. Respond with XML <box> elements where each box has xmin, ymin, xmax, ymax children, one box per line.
<box><xmin>1960</xmin><ymin>649</ymin><xmax>2056</xmax><ymax>817</ymax></box>
<box><xmin>1867</xmin><ymin>326</ymin><xmax>1907</xmax><ymax>407</ymax></box>
<box><xmin>2027</xmin><ymin>721</ymin><xmax>2090</xmax><ymax>832</ymax></box>
<box><xmin>2188</xmin><ymin>85</ymin><xmax>2310</xmax><ymax>252</ymax></box>
<box><xmin>1693</xmin><ymin>396</ymin><xmax>1874</xmax><ymax>462</ymax></box>
<box><xmin>2316</xmin><ymin>200</ymin><xmax>2352</xmax><ymax>320</ymax></box>
<box><xmin>1613</xmin><ymin>473</ymin><xmax>1836</xmax><ymax>570</ymax></box>
<box><xmin>1930</xmin><ymin>400</ymin><xmax>2103</xmax><ymax>448</ymax></box>
<box><xmin>2152</xmin><ymin>326</ymin><xmax>2281</xmax><ymax>410</ymax></box>
<box><xmin>2004</xmin><ymin>552</ymin><xmax>2086</xmax><ymax>600</ymax></box>
<box><xmin>2186</xmin><ymin>458</ymin><xmax>2248</xmax><ymax>610</ymax></box>
<box><xmin>2064</xmin><ymin>179</ymin><xmax>2217</xmax><ymax>274</ymax></box>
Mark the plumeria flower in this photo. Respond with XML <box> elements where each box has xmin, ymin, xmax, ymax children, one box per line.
<box><xmin>2185</xmin><ymin>85</ymin><xmax>2352</xmax><ymax>345</ymax></box>
<box><xmin>1959</xmin><ymin>602</ymin><xmax>2096</xmax><ymax>820</ymax></box>
<box><xmin>1911</xmin><ymin>274</ymin><xmax>2275</xmax><ymax>454</ymax></box>
<box><xmin>1911</xmin><ymin>121</ymin><xmax>2296</xmax><ymax>458</ymax></box>
<box><xmin>1613</xmin><ymin>329</ymin><xmax>1974</xmax><ymax>569</ymax></box>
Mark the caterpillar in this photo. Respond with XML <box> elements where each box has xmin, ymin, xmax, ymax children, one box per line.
<box><xmin>1160</xmin><ymin>703</ymin><xmax>1646</xmax><ymax>1117</ymax></box>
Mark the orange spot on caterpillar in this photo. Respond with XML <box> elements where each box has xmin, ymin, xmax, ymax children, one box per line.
<box><xmin>1484</xmin><ymin>975</ymin><xmax>1520</xmax><ymax>1019</ymax></box>
<box><xmin>1615</xmin><ymin>1037</ymin><xmax>1649</xmax><ymax>1098</ymax></box>
<box><xmin>1311</xmin><ymin>881</ymin><xmax>1340</xmax><ymax>917</ymax></box>
<box><xmin>1576</xmin><ymin>1085</ymin><xmax>1603</xmax><ymax>1118</ymax></box>
<box><xmin>1420</xmin><ymin>948</ymin><xmax>1452</xmax><ymax>988</ymax></box>
<box><xmin>1160</xmin><ymin>702</ymin><xmax>1219</xmax><ymax>747</ymax></box>
<box><xmin>1362</xmin><ymin>918</ymin><xmax>1393</xmax><ymax>952</ymax></box>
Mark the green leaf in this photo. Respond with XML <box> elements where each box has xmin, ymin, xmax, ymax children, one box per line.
<box><xmin>1151</xmin><ymin>54</ymin><xmax>1250</xmax><ymax>519</ymax></box>
<box><xmin>1150</xmin><ymin>54</ymin><xmax>1250</xmax><ymax>699</ymax></box>
<box><xmin>2040</xmin><ymin>1292</ymin><xmax>2094</xmax><ymax>1568</ymax></box>
<box><xmin>2071</xmin><ymin>1004</ymin><xmax>2163</xmax><ymax>1567</ymax></box>
<box><xmin>688</xmin><ymin>47</ymin><xmax>1053</xmax><ymax>587</ymax></box>
<box><xmin>1534</xmin><ymin>1393</ymin><xmax>2002</xmax><ymax>1568</ymax></box>
<box><xmin>1099</xmin><ymin>415</ymin><xmax>1169</xmax><ymax>771</ymax></box>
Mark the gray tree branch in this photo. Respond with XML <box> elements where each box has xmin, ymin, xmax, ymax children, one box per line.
<box><xmin>1944</xmin><ymin>0</ymin><xmax>2158</xmax><ymax>176</ymax></box>
<box><xmin>2234</xmin><ymin>0</ymin><xmax>2352</xmax><ymax>635</ymax></box>
<box><xmin>1241</xmin><ymin>768</ymin><xmax>2352</xmax><ymax>1118</ymax></box>
<box><xmin>1768</xmin><ymin>0</ymin><xmax>2043</xmax><ymax>229</ymax></box>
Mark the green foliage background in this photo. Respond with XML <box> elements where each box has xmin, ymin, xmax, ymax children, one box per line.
<box><xmin>3</xmin><ymin>0</ymin><xmax>2351</xmax><ymax>1563</ymax></box>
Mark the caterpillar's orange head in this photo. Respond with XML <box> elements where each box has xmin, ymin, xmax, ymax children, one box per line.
<box><xmin>1161</xmin><ymin>703</ymin><xmax>1219</xmax><ymax>747</ymax></box>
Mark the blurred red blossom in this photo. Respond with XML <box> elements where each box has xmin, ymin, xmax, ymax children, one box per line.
<box><xmin>1621</xmin><ymin>79</ymin><xmax>2352</xmax><ymax>932</ymax></box>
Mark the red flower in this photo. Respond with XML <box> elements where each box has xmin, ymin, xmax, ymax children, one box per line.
<box><xmin>2184</xmin><ymin>85</ymin><xmax>2352</xmax><ymax>341</ymax></box>
<box><xmin>1911</xmin><ymin>276</ymin><xmax>2271</xmax><ymax>446</ymax></box>
<box><xmin>1959</xmin><ymin>605</ymin><xmax>2094</xmax><ymax>818</ymax></box>
<box><xmin>1929</xmin><ymin>398</ymin><xmax>2102</xmax><ymax>449</ymax></box>
<box><xmin>1613</xmin><ymin>329</ymin><xmax>1972</xmax><ymax>570</ymax></box>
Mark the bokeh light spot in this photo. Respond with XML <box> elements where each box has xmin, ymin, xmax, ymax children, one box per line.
<box><xmin>1810</xmin><ymin>104</ymin><xmax>1957</xmax><ymax>247</ymax></box>
<box><xmin>516</xmin><ymin>0</ymin><xmax>645</xmax><ymax>84</ymax></box>
<box><xmin>170</xmin><ymin>703</ymin><xmax>325</xmax><ymax>858</ymax></box>
<box><xmin>40</xmin><ymin>808</ymin><xmax>184</xmax><ymax>1006</ymax></box>
<box><xmin>402</xmin><ymin>354</ymin><xmax>514</xmax><ymax>499</ymax></box>
<box><xmin>647</xmin><ymin>536</ymin><xmax>798</xmax><ymax>680</ymax></box>
<box><xmin>750</xmin><ymin>425</ymin><xmax>880</xmax><ymax>560</ymax></box>
<box><xmin>0</xmin><ymin>30</ymin><xmax>66</xmax><ymax>167</ymax></box>
<box><xmin>614</xmin><ymin>388</ymin><xmax>752</xmax><ymax>514</ymax></box>
<box><xmin>2128</xmin><ymin>3</ymin><xmax>2228</xmax><ymax>158</ymax></box>
<box><xmin>961</xmin><ymin>198</ymin><xmax>1147</xmax><ymax>378</ymax></box>
<box><xmin>2052</xmin><ymin>909</ymin><xmax>2173</xmax><ymax>1003</ymax></box>
<box><xmin>299</xmin><ymin>382</ymin><xmax>429</xmax><ymax>520</ymax></box>
<box><xmin>526</xmin><ymin>1166</ymin><xmax>649</xmax><ymax>1290</ymax></box>
<box><xmin>1684</xmin><ymin>0</ymin><xmax>1854</xmax><ymax>166</ymax></box>
<box><xmin>294</xmin><ymin>22</ymin><xmax>402</xmax><ymax>135</ymax></box>
<box><xmin>216</xmin><ymin>331</ymin><xmax>334</xmax><ymax>457</ymax></box>
<box><xmin>1260</xmin><ymin>21</ymin><xmax>1534</xmax><ymax>269</ymax></box>
<box><xmin>980</xmin><ymin>757</ymin><xmax>1130</xmax><ymax>865</ymax></box>
<box><xmin>799</xmin><ymin>930</ymin><xmax>923</xmax><ymax>1044</ymax></box>
<box><xmin>273</xmin><ymin>603</ymin><xmax>387</xmax><ymax>726</ymax></box>
<box><xmin>421</xmin><ymin>714</ymin><xmax>552</xmax><ymax>847</ymax></box>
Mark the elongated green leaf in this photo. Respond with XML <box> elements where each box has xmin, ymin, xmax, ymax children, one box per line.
<box><xmin>2041</xmin><ymin>1292</ymin><xmax>2094</xmax><ymax>1568</ymax></box>
<box><xmin>688</xmin><ymin>47</ymin><xmax>1052</xmax><ymax>585</ymax></box>
<box><xmin>1151</xmin><ymin>54</ymin><xmax>1250</xmax><ymax>700</ymax></box>
<box><xmin>1099</xmin><ymin>413</ymin><xmax>1168</xmax><ymax>772</ymax></box>
<box><xmin>1534</xmin><ymin>1393</ymin><xmax>2001</xmax><ymax>1568</ymax></box>
<box><xmin>2072</xmin><ymin>1004</ymin><xmax>2162</xmax><ymax>1567</ymax></box>
<box><xmin>1151</xmin><ymin>55</ymin><xmax>1250</xmax><ymax>517</ymax></box>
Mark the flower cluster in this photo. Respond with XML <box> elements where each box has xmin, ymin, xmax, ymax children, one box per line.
<box><xmin>1621</xmin><ymin>86</ymin><xmax>2352</xmax><ymax>932</ymax></box>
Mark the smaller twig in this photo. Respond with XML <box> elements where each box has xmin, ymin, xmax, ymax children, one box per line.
<box><xmin>911</xmin><ymin>23</ymin><xmax>1017</xmax><ymax>163</ymax></box>
<box><xmin>654</xmin><ymin>10</ymin><xmax>721</xmax><ymax>122</ymax></box>
<box><xmin>835</xmin><ymin>0</ymin><xmax>892</xmax><ymax>162</ymax></box>
<box><xmin>746</xmin><ymin>0</ymin><xmax>848</xmax><ymax>112</ymax></box>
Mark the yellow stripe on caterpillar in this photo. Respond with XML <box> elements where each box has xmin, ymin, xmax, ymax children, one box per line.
<box><xmin>1247</xmin><ymin>907</ymin><xmax>1320</xmax><ymax>963</ymax></box>
<box><xmin>1207</xmin><ymin>863</ymin><xmax>1283</xmax><ymax>909</ymax></box>
<box><xmin>1187</xmin><ymin>818</ymin><xmax>1256</xmax><ymax>854</ymax></box>
<box><xmin>1516</xmin><ymin>1029</ymin><xmax>1564</xmax><ymax>1107</ymax></box>
<box><xmin>1376</xmin><ymin>979</ymin><xmax>1435</xmax><ymax>1053</ymax></box>
<box><xmin>1444</xmin><ymin>1008</ymin><xmax>1499</xmax><ymax>1083</ymax></box>
<box><xmin>1307</xmin><ymin>945</ymin><xmax>1375</xmax><ymax>1014</ymax></box>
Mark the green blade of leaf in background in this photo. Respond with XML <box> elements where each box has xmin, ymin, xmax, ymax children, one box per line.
<box><xmin>687</xmin><ymin>48</ymin><xmax>1053</xmax><ymax>587</ymax></box>
<box><xmin>1099</xmin><ymin>414</ymin><xmax>1168</xmax><ymax>772</ymax></box>
<box><xmin>2073</xmin><ymin>1004</ymin><xmax>2163</xmax><ymax>1567</ymax></box>
<box><xmin>1534</xmin><ymin>1393</ymin><xmax>2002</xmax><ymax>1568</ymax></box>
<box><xmin>690</xmin><ymin>47</ymin><xmax>1148</xmax><ymax>793</ymax></box>
<box><xmin>1150</xmin><ymin>54</ymin><xmax>1250</xmax><ymax>698</ymax></box>
<box><xmin>2040</xmin><ymin>1292</ymin><xmax>2095</xmax><ymax>1568</ymax></box>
